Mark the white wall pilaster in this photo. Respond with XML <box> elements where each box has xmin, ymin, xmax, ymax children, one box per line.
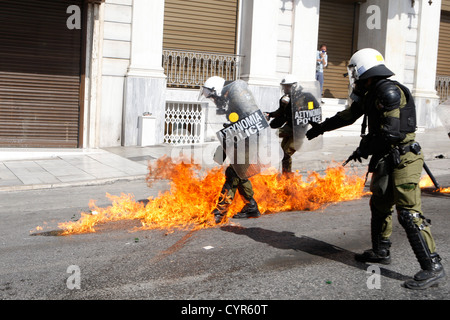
<box><xmin>123</xmin><ymin>0</ymin><xmax>166</xmax><ymax>146</ymax></box>
<box><xmin>83</xmin><ymin>2</ymin><xmax>104</xmax><ymax>148</ymax></box>
<box><xmin>239</xmin><ymin>0</ymin><xmax>279</xmax><ymax>88</ymax></box>
<box><xmin>413</xmin><ymin>0</ymin><xmax>441</xmax><ymax>128</ymax></box>
<box><xmin>127</xmin><ymin>0</ymin><xmax>165</xmax><ymax>78</ymax></box>
<box><xmin>291</xmin><ymin>0</ymin><xmax>320</xmax><ymax>82</ymax></box>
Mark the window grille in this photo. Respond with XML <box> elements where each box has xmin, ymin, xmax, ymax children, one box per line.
<box><xmin>164</xmin><ymin>101</ymin><xmax>206</xmax><ymax>145</ymax></box>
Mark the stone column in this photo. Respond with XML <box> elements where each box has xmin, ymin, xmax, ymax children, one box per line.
<box><xmin>82</xmin><ymin>2</ymin><xmax>104</xmax><ymax>149</ymax></box>
<box><xmin>291</xmin><ymin>0</ymin><xmax>320</xmax><ymax>82</ymax></box>
<box><xmin>123</xmin><ymin>0</ymin><xmax>166</xmax><ymax>146</ymax></box>
<box><xmin>412</xmin><ymin>0</ymin><xmax>441</xmax><ymax>128</ymax></box>
<box><xmin>239</xmin><ymin>0</ymin><xmax>280</xmax><ymax>111</ymax></box>
<box><xmin>291</xmin><ymin>0</ymin><xmax>322</xmax><ymax>152</ymax></box>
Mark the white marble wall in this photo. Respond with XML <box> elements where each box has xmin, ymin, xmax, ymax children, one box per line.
<box><xmin>357</xmin><ymin>0</ymin><xmax>441</xmax><ymax>128</ymax></box>
<box><xmin>123</xmin><ymin>77</ymin><xmax>166</xmax><ymax>146</ymax></box>
<box><xmin>95</xmin><ymin>0</ymin><xmax>133</xmax><ymax>147</ymax></box>
<box><xmin>413</xmin><ymin>0</ymin><xmax>442</xmax><ymax>128</ymax></box>
<box><xmin>121</xmin><ymin>0</ymin><xmax>167</xmax><ymax>146</ymax></box>
<box><xmin>276</xmin><ymin>0</ymin><xmax>294</xmax><ymax>79</ymax></box>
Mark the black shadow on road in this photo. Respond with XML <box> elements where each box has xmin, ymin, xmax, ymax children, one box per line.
<box><xmin>221</xmin><ymin>226</ymin><xmax>410</xmax><ymax>281</ymax></box>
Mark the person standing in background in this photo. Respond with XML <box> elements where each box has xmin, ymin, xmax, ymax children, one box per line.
<box><xmin>316</xmin><ymin>44</ymin><xmax>328</xmax><ymax>103</ymax></box>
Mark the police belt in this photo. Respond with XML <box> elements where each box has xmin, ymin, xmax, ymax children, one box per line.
<box><xmin>397</xmin><ymin>142</ymin><xmax>421</xmax><ymax>155</ymax></box>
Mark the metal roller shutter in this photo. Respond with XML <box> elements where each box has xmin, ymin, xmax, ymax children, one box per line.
<box><xmin>442</xmin><ymin>0</ymin><xmax>450</xmax><ymax>12</ymax></box>
<box><xmin>317</xmin><ymin>0</ymin><xmax>357</xmax><ymax>99</ymax></box>
<box><xmin>0</xmin><ymin>0</ymin><xmax>83</xmax><ymax>148</ymax></box>
<box><xmin>437</xmin><ymin>2</ymin><xmax>450</xmax><ymax>102</ymax></box>
<box><xmin>163</xmin><ymin>0</ymin><xmax>238</xmax><ymax>54</ymax></box>
<box><xmin>437</xmin><ymin>10</ymin><xmax>450</xmax><ymax>77</ymax></box>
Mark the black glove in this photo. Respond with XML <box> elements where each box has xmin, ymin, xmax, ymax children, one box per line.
<box><xmin>306</xmin><ymin>121</ymin><xmax>324</xmax><ymax>140</ymax></box>
<box><xmin>348</xmin><ymin>147</ymin><xmax>368</xmax><ymax>163</ymax></box>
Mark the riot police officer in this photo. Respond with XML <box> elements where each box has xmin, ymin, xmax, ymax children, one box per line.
<box><xmin>201</xmin><ymin>76</ymin><xmax>261</xmax><ymax>224</ymax></box>
<box><xmin>265</xmin><ymin>75</ymin><xmax>297</xmax><ymax>174</ymax></box>
<box><xmin>306</xmin><ymin>48</ymin><xmax>445</xmax><ymax>290</ymax></box>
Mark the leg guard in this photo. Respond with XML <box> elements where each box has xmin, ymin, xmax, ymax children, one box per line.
<box><xmin>398</xmin><ymin>210</ymin><xmax>445</xmax><ymax>289</ymax></box>
<box><xmin>398</xmin><ymin>210</ymin><xmax>433</xmax><ymax>269</ymax></box>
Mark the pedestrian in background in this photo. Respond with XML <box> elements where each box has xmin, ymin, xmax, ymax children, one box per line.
<box><xmin>316</xmin><ymin>44</ymin><xmax>328</xmax><ymax>103</ymax></box>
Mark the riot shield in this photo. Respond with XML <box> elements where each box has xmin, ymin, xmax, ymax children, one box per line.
<box><xmin>215</xmin><ymin>80</ymin><xmax>280</xmax><ymax>179</ymax></box>
<box><xmin>290</xmin><ymin>82</ymin><xmax>322</xmax><ymax>151</ymax></box>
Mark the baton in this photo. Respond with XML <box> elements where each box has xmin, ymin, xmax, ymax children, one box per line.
<box><xmin>342</xmin><ymin>157</ymin><xmax>351</xmax><ymax>167</ymax></box>
<box><xmin>423</xmin><ymin>162</ymin><xmax>441</xmax><ymax>189</ymax></box>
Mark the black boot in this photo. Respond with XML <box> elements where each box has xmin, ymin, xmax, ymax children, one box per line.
<box><xmin>356</xmin><ymin>206</ymin><xmax>393</xmax><ymax>264</ymax></box>
<box><xmin>355</xmin><ymin>239</ymin><xmax>391</xmax><ymax>265</ymax></box>
<box><xmin>212</xmin><ymin>208</ymin><xmax>226</xmax><ymax>224</ymax></box>
<box><xmin>403</xmin><ymin>253</ymin><xmax>445</xmax><ymax>290</ymax></box>
<box><xmin>232</xmin><ymin>198</ymin><xmax>261</xmax><ymax>219</ymax></box>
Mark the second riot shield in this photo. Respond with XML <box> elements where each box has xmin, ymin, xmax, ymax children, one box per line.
<box><xmin>290</xmin><ymin>82</ymin><xmax>322</xmax><ymax>151</ymax></box>
<box><xmin>216</xmin><ymin>80</ymin><xmax>281</xmax><ymax>179</ymax></box>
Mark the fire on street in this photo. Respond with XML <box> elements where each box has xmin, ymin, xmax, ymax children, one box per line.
<box><xmin>0</xmin><ymin>157</ymin><xmax>449</xmax><ymax>303</ymax></box>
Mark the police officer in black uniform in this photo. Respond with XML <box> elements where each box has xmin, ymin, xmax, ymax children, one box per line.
<box><xmin>266</xmin><ymin>75</ymin><xmax>297</xmax><ymax>174</ymax></box>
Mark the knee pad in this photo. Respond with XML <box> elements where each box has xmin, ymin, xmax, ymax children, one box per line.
<box><xmin>397</xmin><ymin>209</ymin><xmax>415</xmax><ymax>229</ymax></box>
<box><xmin>397</xmin><ymin>209</ymin><xmax>430</xmax><ymax>231</ymax></box>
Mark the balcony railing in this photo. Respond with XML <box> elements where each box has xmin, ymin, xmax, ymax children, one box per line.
<box><xmin>436</xmin><ymin>75</ymin><xmax>450</xmax><ymax>103</ymax></box>
<box><xmin>162</xmin><ymin>49</ymin><xmax>242</xmax><ymax>89</ymax></box>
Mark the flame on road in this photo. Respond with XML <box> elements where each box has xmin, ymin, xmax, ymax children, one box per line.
<box><xmin>50</xmin><ymin>157</ymin><xmax>370</xmax><ymax>235</ymax></box>
<box><xmin>419</xmin><ymin>175</ymin><xmax>450</xmax><ymax>193</ymax></box>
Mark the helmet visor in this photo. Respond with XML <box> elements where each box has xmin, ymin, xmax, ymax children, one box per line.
<box><xmin>198</xmin><ymin>86</ymin><xmax>214</xmax><ymax>101</ymax></box>
<box><xmin>347</xmin><ymin>64</ymin><xmax>359</xmax><ymax>89</ymax></box>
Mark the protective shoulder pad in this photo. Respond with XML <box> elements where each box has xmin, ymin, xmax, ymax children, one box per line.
<box><xmin>375</xmin><ymin>79</ymin><xmax>401</xmax><ymax>111</ymax></box>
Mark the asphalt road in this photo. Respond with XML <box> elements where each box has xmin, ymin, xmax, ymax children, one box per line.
<box><xmin>1</xmin><ymin>159</ymin><xmax>449</xmax><ymax>310</ymax></box>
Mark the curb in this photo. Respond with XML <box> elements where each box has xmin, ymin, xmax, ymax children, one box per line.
<box><xmin>0</xmin><ymin>174</ymin><xmax>147</xmax><ymax>193</ymax></box>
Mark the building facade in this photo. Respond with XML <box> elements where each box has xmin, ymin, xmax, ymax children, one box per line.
<box><xmin>0</xmin><ymin>0</ymin><xmax>448</xmax><ymax>149</ymax></box>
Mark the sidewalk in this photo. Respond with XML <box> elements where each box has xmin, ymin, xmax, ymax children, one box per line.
<box><xmin>0</xmin><ymin>127</ymin><xmax>448</xmax><ymax>192</ymax></box>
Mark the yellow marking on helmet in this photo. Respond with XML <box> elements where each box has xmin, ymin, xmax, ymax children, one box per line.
<box><xmin>308</xmin><ymin>101</ymin><xmax>314</xmax><ymax>110</ymax></box>
<box><xmin>229</xmin><ymin>112</ymin><xmax>239</xmax><ymax>123</ymax></box>
<box><xmin>376</xmin><ymin>55</ymin><xmax>383</xmax><ymax>61</ymax></box>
